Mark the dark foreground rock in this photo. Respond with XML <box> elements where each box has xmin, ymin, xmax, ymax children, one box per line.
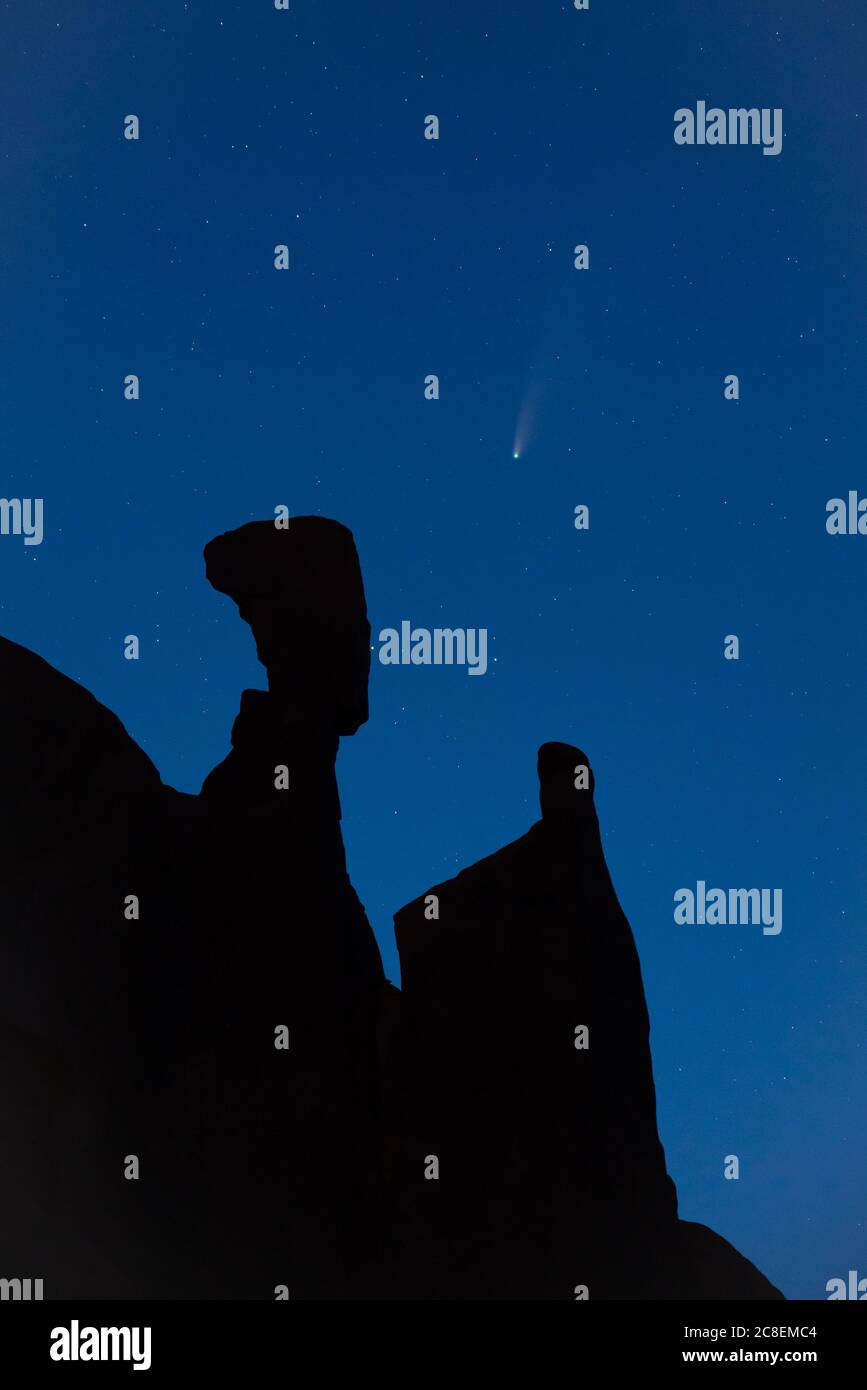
<box><xmin>0</xmin><ymin>519</ymin><xmax>782</xmax><ymax>1300</ymax></box>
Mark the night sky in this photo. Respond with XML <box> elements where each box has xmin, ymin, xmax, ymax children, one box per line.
<box><xmin>2</xmin><ymin>1</ymin><xmax>865</xmax><ymax>1300</ymax></box>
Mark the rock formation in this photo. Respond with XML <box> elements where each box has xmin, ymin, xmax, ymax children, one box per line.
<box><xmin>387</xmin><ymin>741</ymin><xmax>780</xmax><ymax>1299</ymax></box>
<box><xmin>0</xmin><ymin>517</ymin><xmax>782</xmax><ymax>1299</ymax></box>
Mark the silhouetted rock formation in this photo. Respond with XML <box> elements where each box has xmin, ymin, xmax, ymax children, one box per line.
<box><xmin>387</xmin><ymin>742</ymin><xmax>781</xmax><ymax>1299</ymax></box>
<box><xmin>185</xmin><ymin>517</ymin><xmax>385</xmax><ymax>1298</ymax></box>
<box><xmin>0</xmin><ymin>518</ymin><xmax>782</xmax><ymax>1300</ymax></box>
<box><xmin>0</xmin><ymin>634</ymin><xmax>196</xmax><ymax>1297</ymax></box>
<box><xmin>203</xmin><ymin>517</ymin><xmax>371</xmax><ymax>733</ymax></box>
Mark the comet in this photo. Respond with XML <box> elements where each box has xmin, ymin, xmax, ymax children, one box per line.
<box><xmin>511</xmin><ymin>381</ymin><xmax>546</xmax><ymax>461</ymax></box>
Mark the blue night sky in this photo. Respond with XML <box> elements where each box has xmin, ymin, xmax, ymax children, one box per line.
<box><xmin>2</xmin><ymin>1</ymin><xmax>865</xmax><ymax>1300</ymax></box>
